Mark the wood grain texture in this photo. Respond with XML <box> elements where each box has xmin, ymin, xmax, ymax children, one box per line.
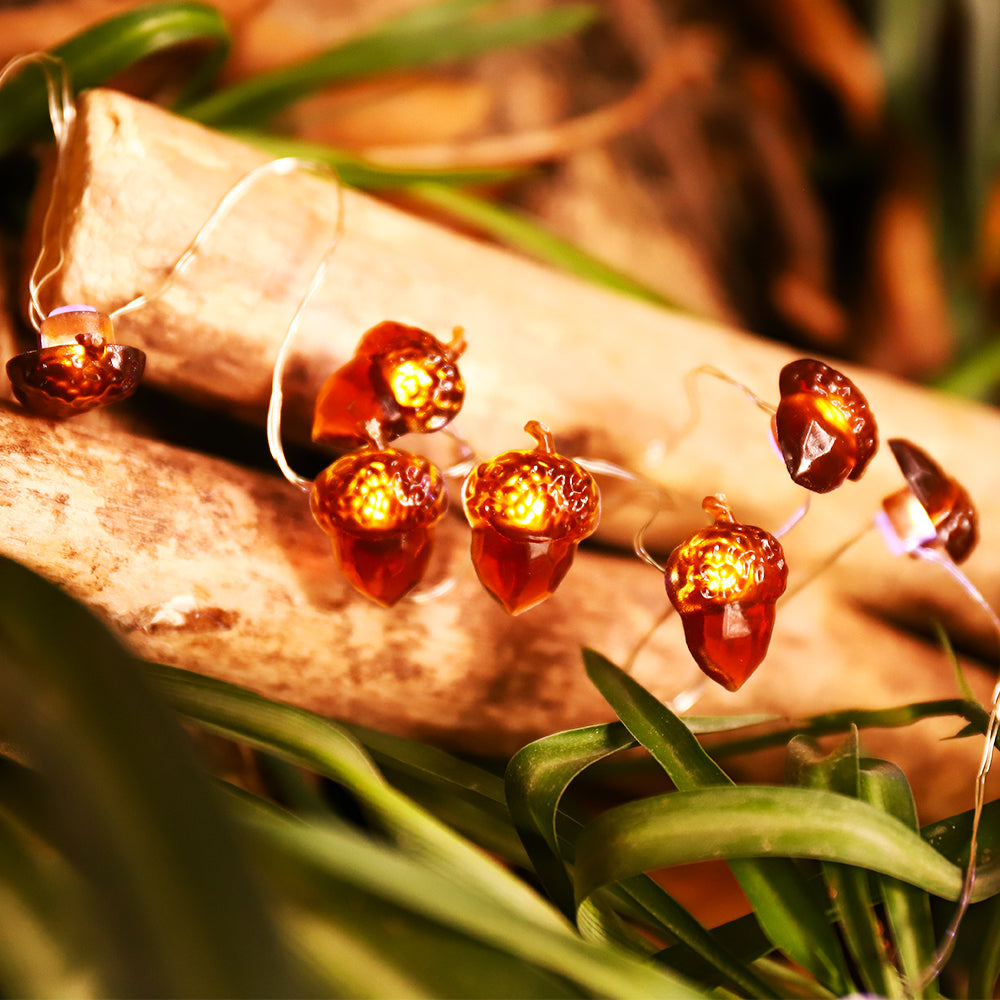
<box><xmin>9</xmin><ymin>88</ymin><xmax>1000</xmax><ymax>813</ymax></box>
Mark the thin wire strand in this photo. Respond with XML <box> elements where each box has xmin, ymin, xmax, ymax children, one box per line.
<box><xmin>772</xmin><ymin>492</ymin><xmax>811</xmax><ymax>539</ymax></box>
<box><xmin>782</xmin><ymin>519</ymin><xmax>875</xmax><ymax>604</ymax></box>
<box><xmin>0</xmin><ymin>53</ymin><xmax>77</xmax><ymax>330</ymax></box>
<box><xmin>574</xmin><ymin>456</ymin><xmax>673</xmax><ymax>573</ymax></box>
<box><xmin>265</xmin><ymin>162</ymin><xmax>346</xmax><ymax>492</ymax></box>
<box><xmin>668</xmin><ymin>363</ymin><xmax>777</xmax><ymax>453</ymax></box>
<box><xmin>908</xmin><ymin>546</ymin><xmax>1000</xmax><ymax>992</ymax></box>
<box><xmin>110</xmin><ymin>157</ymin><xmax>330</xmax><ymax>321</ymax></box>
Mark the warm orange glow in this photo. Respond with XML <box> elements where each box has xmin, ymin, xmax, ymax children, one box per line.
<box><xmin>810</xmin><ymin>394</ymin><xmax>852</xmax><ymax>435</ymax></box>
<box><xmin>462</xmin><ymin>421</ymin><xmax>600</xmax><ymax>613</ymax></box>
<box><xmin>388</xmin><ymin>358</ymin><xmax>435</xmax><ymax>410</ymax></box>
<box><xmin>665</xmin><ymin>496</ymin><xmax>787</xmax><ymax>691</ymax></box>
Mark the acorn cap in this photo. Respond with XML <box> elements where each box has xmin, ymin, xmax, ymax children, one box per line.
<box><xmin>7</xmin><ymin>342</ymin><xmax>145</xmax><ymax>419</ymax></box>
<box><xmin>666</xmin><ymin>495</ymin><xmax>788</xmax><ymax>612</ymax></box>
<box><xmin>887</xmin><ymin>438</ymin><xmax>978</xmax><ymax>563</ymax></box>
<box><xmin>775</xmin><ymin>358</ymin><xmax>878</xmax><ymax>491</ymax></box>
<box><xmin>311</xmin><ymin>447</ymin><xmax>448</xmax><ymax>540</ymax></box>
<box><xmin>462</xmin><ymin>421</ymin><xmax>600</xmax><ymax>543</ymax></box>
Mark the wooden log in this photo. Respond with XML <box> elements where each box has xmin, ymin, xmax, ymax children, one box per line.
<box><xmin>7</xmin><ymin>88</ymin><xmax>1000</xmax><ymax>814</ymax></box>
<box><xmin>31</xmin><ymin>88</ymin><xmax>1000</xmax><ymax>663</ymax></box>
<box><xmin>0</xmin><ymin>402</ymin><xmax>990</xmax><ymax>816</ymax></box>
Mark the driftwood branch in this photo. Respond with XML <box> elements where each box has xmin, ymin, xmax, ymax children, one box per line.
<box><xmin>6</xmin><ymin>88</ymin><xmax>1000</xmax><ymax>811</ymax></box>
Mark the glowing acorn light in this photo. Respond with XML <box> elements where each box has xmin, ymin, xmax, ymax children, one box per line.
<box><xmin>312</xmin><ymin>321</ymin><xmax>466</xmax><ymax>450</ymax></box>
<box><xmin>773</xmin><ymin>358</ymin><xmax>878</xmax><ymax>493</ymax></box>
<box><xmin>462</xmin><ymin>420</ymin><xmax>600</xmax><ymax>615</ymax></box>
<box><xmin>879</xmin><ymin>438</ymin><xmax>978</xmax><ymax>563</ymax></box>
<box><xmin>6</xmin><ymin>305</ymin><xmax>145</xmax><ymax>418</ymax></box>
<box><xmin>665</xmin><ymin>495</ymin><xmax>788</xmax><ymax>691</ymax></box>
<box><xmin>310</xmin><ymin>447</ymin><xmax>448</xmax><ymax>607</ymax></box>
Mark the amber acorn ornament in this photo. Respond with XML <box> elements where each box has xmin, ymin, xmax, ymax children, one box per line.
<box><xmin>773</xmin><ymin>358</ymin><xmax>878</xmax><ymax>493</ymax></box>
<box><xmin>7</xmin><ymin>305</ymin><xmax>145</xmax><ymax>418</ymax></box>
<box><xmin>312</xmin><ymin>321</ymin><xmax>466</xmax><ymax>450</ymax></box>
<box><xmin>462</xmin><ymin>421</ymin><xmax>600</xmax><ymax>615</ymax></box>
<box><xmin>311</xmin><ymin>446</ymin><xmax>449</xmax><ymax>606</ymax></box>
<box><xmin>880</xmin><ymin>439</ymin><xmax>978</xmax><ymax>564</ymax></box>
<box><xmin>665</xmin><ymin>495</ymin><xmax>788</xmax><ymax>691</ymax></box>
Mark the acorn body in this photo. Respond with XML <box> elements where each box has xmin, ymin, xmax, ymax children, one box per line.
<box><xmin>773</xmin><ymin>359</ymin><xmax>877</xmax><ymax>492</ymax></box>
<box><xmin>311</xmin><ymin>447</ymin><xmax>448</xmax><ymax>606</ymax></box>
<box><xmin>7</xmin><ymin>306</ymin><xmax>145</xmax><ymax>418</ymax></box>
<box><xmin>665</xmin><ymin>496</ymin><xmax>788</xmax><ymax>691</ymax></box>
<box><xmin>462</xmin><ymin>421</ymin><xmax>600</xmax><ymax>614</ymax></box>
<box><xmin>312</xmin><ymin>321</ymin><xmax>465</xmax><ymax>449</ymax></box>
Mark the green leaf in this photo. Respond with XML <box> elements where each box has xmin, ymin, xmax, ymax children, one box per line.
<box><xmin>0</xmin><ymin>796</ymin><xmax>98</xmax><ymax>997</ymax></box>
<box><xmin>922</xmin><ymin>800</ymin><xmax>1000</xmax><ymax>901</ymax></box>
<box><xmin>858</xmin><ymin>758</ymin><xmax>941</xmax><ymax>999</ymax></box>
<box><xmin>790</xmin><ymin>734</ymin><xmax>902</xmax><ymax>998</ymax></box>
<box><xmin>182</xmin><ymin>0</ymin><xmax>598</xmax><ymax>127</ymax></box>
<box><xmin>506</xmin><ymin>722</ymin><xmax>635</xmax><ymax>915</ymax></box>
<box><xmin>145</xmin><ymin>660</ymin><xmax>570</xmax><ymax>934</ymax></box>
<box><xmin>406</xmin><ymin>183</ymin><xmax>679</xmax><ymax>308</ymax></box>
<box><xmin>583</xmin><ymin>647</ymin><xmax>853</xmax><ymax>993</ymax></box>
<box><xmin>710</xmin><ymin>698</ymin><xmax>988</xmax><ymax>760</ymax></box>
<box><xmin>0</xmin><ymin>2</ymin><xmax>230</xmax><ymax>154</ymax></box>
<box><xmin>966</xmin><ymin>894</ymin><xmax>1000</xmax><ymax>999</ymax></box>
<box><xmin>229</xmin><ymin>130</ymin><xmax>527</xmax><ymax>189</ymax></box>
<box><xmin>0</xmin><ymin>556</ymin><xmax>305</xmax><ymax>997</ymax></box>
<box><xmin>505</xmin><ymin>720</ymin><xmax>779</xmax><ymax>997</ymax></box>
<box><xmin>573</xmin><ymin>785</ymin><xmax>965</xmax><ymax>903</ymax></box>
<box><xmin>232</xmin><ymin>792</ymin><xmax>703</xmax><ymax>1000</ymax></box>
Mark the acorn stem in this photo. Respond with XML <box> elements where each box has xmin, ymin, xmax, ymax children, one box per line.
<box><xmin>524</xmin><ymin>419</ymin><xmax>556</xmax><ymax>454</ymax></box>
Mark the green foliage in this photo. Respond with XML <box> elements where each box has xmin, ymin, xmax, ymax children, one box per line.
<box><xmin>0</xmin><ymin>555</ymin><xmax>997</xmax><ymax>997</ymax></box>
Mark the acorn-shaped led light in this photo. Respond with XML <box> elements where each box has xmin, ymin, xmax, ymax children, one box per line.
<box><xmin>311</xmin><ymin>447</ymin><xmax>448</xmax><ymax>606</ymax></box>
<box><xmin>665</xmin><ymin>495</ymin><xmax>788</xmax><ymax>691</ymax></box>
<box><xmin>312</xmin><ymin>321</ymin><xmax>466</xmax><ymax>450</ymax></box>
<box><xmin>462</xmin><ymin>420</ymin><xmax>600</xmax><ymax>615</ymax></box>
<box><xmin>773</xmin><ymin>358</ymin><xmax>877</xmax><ymax>493</ymax></box>
<box><xmin>880</xmin><ymin>438</ymin><xmax>978</xmax><ymax>564</ymax></box>
<box><xmin>6</xmin><ymin>305</ymin><xmax>145</xmax><ymax>418</ymax></box>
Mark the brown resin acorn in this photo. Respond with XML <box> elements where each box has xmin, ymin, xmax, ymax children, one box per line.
<box><xmin>880</xmin><ymin>439</ymin><xmax>978</xmax><ymax>564</ymax></box>
<box><xmin>665</xmin><ymin>495</ymin><xmax>788</xmax><ymax>691</ymax></box>
<box><xmin>311</xmin><ymin>447</ymin><xmax>448</xmax><ymax>606</ymax></box>
<box><xmin>312</xmin><ymin>321</ymin><xmax>466</xmax><ymax>450</ymax></box>
<box><xmin>462</xmin><ymin>421</ymin><xmax>600</xmax><ymax>615</ymax></box>
<box><xmin>7</xmin><ymin>306</ymin><xmax>145</xmax><ymax>418</ymax></box>
<box><xmin>773</xmin><ymin>358</ymin><xmax>877</xmax><ymax>493</ymax></box>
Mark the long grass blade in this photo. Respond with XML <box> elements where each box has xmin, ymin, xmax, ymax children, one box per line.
<box><xmin>965</xmin><ymin>894</ymin><xmax>1000</xmax><ymax>999</ymax></box>
<box><xmin>233</xmin><ymin>792</ymin><xmax>704</xmax><ymax>1000</ymax></box>
<box><xmin>583</xmin><ymin>647</ymin><xmax>853</xmax><ymax>993</ymax></box>
<box><xmin>182</xmin><ymin>0</ymin><xmax>597</xmax><ymax>127</ymax></box>
<box><xmin>0</xmin><ymin>556</ymin><xmax>305</xmax><ymax>997</ymax></box>
<box><xmin>858</xmin><ymin>758</ymin><xmax>941</xmax><ymax>999</ymax></box>
<box><xmin>0</xmin><ymin>2</ymin><xmax>230</xmax><ymax>154</ymax></box>
<box><xmin>505</xmin><ymin>722</ymin><xmax>776</xmax><ymax>996</ymax></box>
<box><xmin>789</xmin><ymin>734</ymin><xmax>902</xmax><ymax>998</ymax></box>
<box><xmin>573</xmin><ymin>785</ymin><xmax>965</xmax><ymax>903</ymax></box>
<box><xmin>145</xmin><ymin>660</ymin><xmax>570</xmax><ymax>932</ymax></box>
<box><xmin>230</xmin><ymin>130</ymin><xmax>526</xmax><ymax>189</ymax></box>
<box><xmin>406</xmin><ymin>182</ymin><xmax>678</xmax><ymax>307</ymax></box>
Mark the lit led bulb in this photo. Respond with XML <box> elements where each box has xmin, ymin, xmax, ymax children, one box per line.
<box><xmin>665</xmin><ymin>495</ymin><xmax>788</xmax><ymax>691</ymax></box>
<box><xmin>311</xmin><ymin>447</ymin><xmax>448</xmax><ymax>606</ymax></box>
<box><xmin>462</xmin><ymin>420</ymin><xmax>600</xmax><ymax>614</ymax></box>
<box><xmin>6</xmin><ymin>305</ymin><xmax>145</xmax><ymax>418</ymax></box>
<box><xmin>879</xmin><ymin>438</ymin><xmax>978</xmax><ymax>563</ymax></box>
<box><xmin>312</xmin><ymin>321</ymin><xmax>466</xmax><ymax>450</ymax></box>
<box><xmin>773</xmin><ymin>358</ymin><xmax>878</xmax><ymax>492</ymax></box>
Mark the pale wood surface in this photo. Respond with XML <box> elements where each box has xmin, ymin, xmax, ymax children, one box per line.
<box><xmin>7</xmin><ymin>88</ymin><xmax>1000</xmax><ymax>814</ymax></box>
